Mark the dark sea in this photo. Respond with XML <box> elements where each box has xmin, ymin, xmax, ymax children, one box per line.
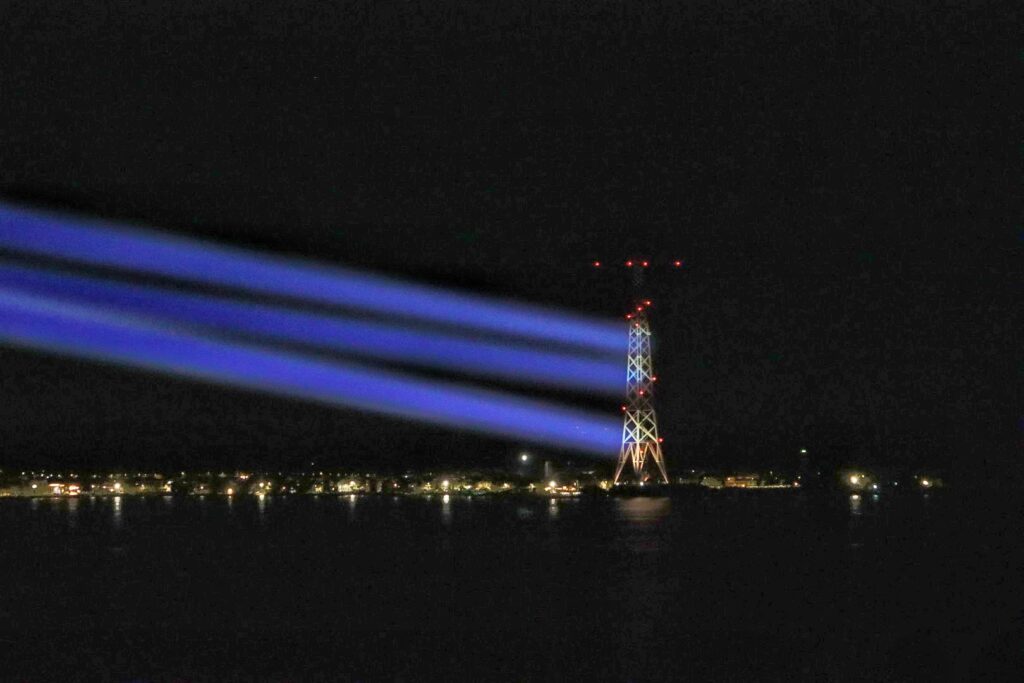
<box><xmin>0</xmin><ymin>490</ymin><xmax>1020</xmax><ymax>682</ymax></box>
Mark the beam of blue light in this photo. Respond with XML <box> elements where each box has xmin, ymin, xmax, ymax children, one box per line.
<box><xmin>0</xmin><ymin>203</ymin><xmax>626</xmax><ymax>355</ymax></box>
<box><xmin>0</xmin><ymin>289</ymin><xmax>622</xmax><ymax>456</ymax></box>
<box><xmin>0</xmin><ymin>262</ymin><xmax>623</xmax><ymax>394</ymax></box>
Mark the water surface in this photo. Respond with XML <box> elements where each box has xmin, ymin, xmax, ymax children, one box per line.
<box><xmin>0</xmin><ymin>491</ymin><xmax>1019</xmax><ymax>681</ymax></box>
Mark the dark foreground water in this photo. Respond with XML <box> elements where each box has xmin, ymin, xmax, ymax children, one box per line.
<box><xmin>0</xmin><ymin>491</ymin><xmax>1020</xmax><ymax>682</ymax></box>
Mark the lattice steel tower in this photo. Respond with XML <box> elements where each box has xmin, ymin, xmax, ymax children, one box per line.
<box><xmin>593</xmin><ymin>258</ymin><xmax>680</xmax><ymax>484</ymax></box>
<box><xmin>615</xmin><ymin>300</ymin><xmax>668</xmax><ymax>484</ymax></box>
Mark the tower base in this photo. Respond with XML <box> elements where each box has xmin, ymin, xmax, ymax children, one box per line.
<box><xmin>613</xmin><ymin>441</ymin><xmax>669</xmax><ymax>485</ymax></box>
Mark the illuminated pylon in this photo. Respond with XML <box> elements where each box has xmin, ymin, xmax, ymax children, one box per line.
<box><xmin>591</xmin><ymin>258</ymin><xmax>680</xmax><ymax>484</ymax></box>
<box><xmin>614</xmin><ymin>302</ymin><xmax>669</xmax><ymax>484</ymax></box>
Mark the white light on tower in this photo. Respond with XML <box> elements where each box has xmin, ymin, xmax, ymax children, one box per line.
<box><xmin>520</xmin><ymin>453</ymin><xmax>529</xmax><ymax>462</ymax></box>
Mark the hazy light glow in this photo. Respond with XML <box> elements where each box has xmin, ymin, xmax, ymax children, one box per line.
<box><xmin>0</xmin><ymin>203</ymin><xmax>626</xmax><ymax>355</ymax></box>
<box><xmin>0</xmin><ymin>261</ymin><xmax>622</xmax><ymax>394</ymax></box>
<box><xmin>0</xmin><ymin>290</ymin><xmax>620</xmax><ymax>455</ymax></box>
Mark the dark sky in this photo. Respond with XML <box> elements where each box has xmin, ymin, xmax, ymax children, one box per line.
<box><xmin>1</xmin><ymin>1</ymin><xmax>1019</xmax><ymax>479</ymax></box>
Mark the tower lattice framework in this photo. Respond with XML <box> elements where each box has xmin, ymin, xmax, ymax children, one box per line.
<box><xmin>614</xmin><ymin>302</ymin><xmax>669</xmax><ymax>484</ymax></box>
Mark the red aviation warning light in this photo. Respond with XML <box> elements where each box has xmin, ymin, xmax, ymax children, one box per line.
<box><xmin>586</xmin><ymin>259</ymin><xmax>684</xmax><ymax>269</ymax></box>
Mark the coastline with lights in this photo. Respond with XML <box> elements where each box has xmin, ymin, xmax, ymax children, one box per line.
<box><xmin>0</xmin><ymin>462</ymin><xmax>947</xmax><ymax>500</ymax></box>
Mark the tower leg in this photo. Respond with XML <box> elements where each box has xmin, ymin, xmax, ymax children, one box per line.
<box><xmin>613</xmin><ymin>448</ymin><xmax>630</xmax><ymax>484</ymax></box>
<box><xmin>651</xmin><ymin>447</ymin><xmax>670</xmax><ymax>484</ymax></box>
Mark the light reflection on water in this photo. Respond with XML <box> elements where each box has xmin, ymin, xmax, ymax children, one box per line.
<box><xmin>112</xmin><ymin>496</ymin><xmax>122</xmax><ymax>529</ymax></box>
<box><xmin>615</xmin><ymin>496</ymin><xmax>671</xmax><ymax>524</ymax></box>
<box><xmin>66</xmin><ymin>496</ymin><xmax>79</xmax><ymax>529</ymax></box>
<box><xmin>441</xmin><ymin>494</ymin><xmax>452</xmax><ymax>526</ymax></box>
<box><xmin>849</xmin><ymin>494</ymin><xmax>863</xmax><ymax>516</ymax></box>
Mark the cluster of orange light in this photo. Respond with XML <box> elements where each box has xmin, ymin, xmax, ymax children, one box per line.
<box><xmin>625</xmin><ymin>299</ymin><xmax>656</xmax><ymax>320</ymax></box>
<box><xmin>591</xmin><ymin>260</ymin><xmax>683</xmax><ymax>267</ymax></box>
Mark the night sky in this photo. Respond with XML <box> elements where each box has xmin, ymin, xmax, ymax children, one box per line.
<box><xmin>1</xmin><ymin>1</ymin><xmax>1018</xmax><ymax>480</ymax></box>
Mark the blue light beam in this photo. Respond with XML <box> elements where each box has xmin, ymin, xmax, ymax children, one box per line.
<box><xmin>0</xmin><ymin>289</ymin><xmax>622</xmax><ymax>456</ymax></box>
<box><xmin>0</xmin><ymin>262</ymin><xmax>623</xmax><ymax>394</ymax></box>
<box><xmin>0</xmin><ymin>203</ymin><xmax>626</xmax><ymax>355</ymax></box>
